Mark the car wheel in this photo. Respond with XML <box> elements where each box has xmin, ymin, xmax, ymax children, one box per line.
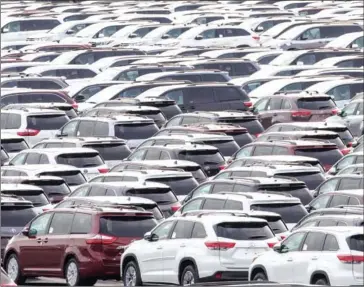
<box><xmin>123</xmin><ymin>261</ymin><xmax>142</xmax><ymax>287</ymax></box>
<box><xmin>253</xmin><ymin>272</ymin><xmax>268</xmax><ymax>281</ymax></box>
<box><xmin>314</xmin><ymin>277</ymin><xmax>330</xmax><ymax>286</ymax></box>
<box><xmin>65</xmin><ymin>258</ymin><xmax>81</xmax><ymax>286</ymax></box>
<box><xmin>6</xmin><ymin>253</ymin><xmax>26</xmax><ymax>285</ymax></box>
<box><xmin>181</xmin><ymin>265</ymin><xmax>199</xmax><ymax>286</ymax></box>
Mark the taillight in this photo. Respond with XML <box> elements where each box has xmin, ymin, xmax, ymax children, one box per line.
<box><xmin>337</xmin><ymin>254</ymin><xmax>364</xmax><ymax>264</ymax></box>
<box><xmin>267</xmin><ymin>242</ymin><xmax>277</xmax><ymax>248</ymax></box>
<box><xmin>72</xmin><ymin>102</ymin><xmax>79</xmax><ymax>109</ymax></box>
<box><xmin>1</xmin><ymin>283</ymin><xmax>17</xmax><ymax>287</ymax></box>
<box><xmin>86</xmin><ymin>234</ymin><xmax>116</xmax><ymax>245</ymax></box>
<box><xmin>291</xmin><ymin>110</ymin><xmax>312</xmax><ymax>119</ymax></box>
<box><xmin>205</xmin><ymin>241</ymin><xmax>235</xmax><ymax>250</ymax></box>
<box><xmin>98</xmin><ymin>168</ymin><xmax>109</xmax><ymax>173</ymax></box>
<box><xmin>255</xmin><ymin>133</ymin><xmax>261</xmax><ymax>138</ymax></box>
<box><xmin>280</xmin><ymin>235</ymin><xmax>286</xmax><ymax>240</ymax></box>
<box><xmin>331</xmin><ymin>108</ymin><xmax>340</xmax><ymax>115</ymax></box>
<box><xmin>17</xmin><ymin>129</ymin><xmax>40</xmax><ymax>136</ymax></box>
<box><xmin>219</xmin><ymin>164</ymin><xmax>226</xmax><ymax>170</ymax></box>
<box><xmin>42</xmin><ymin>208</ymin><xmax>49</xmax><ymax>212</ymax></box>
<box><xmin>323</xmin><ymin>164</ymin><xmax>332</xmax><ymax>172</ymax></box>
<box><xmin>252</xmin><ymin>35</ymin><xmax>260</xmax><ymax>41</ymax></box>
<box><xmin>171</xmin><ymin>203</ymin><xmax>181</xmax><ymax>213</ymax></box>
<box><xmin>243</xmin><ymin>101</ymin><xmax>252</xmax><ymax>107</ymax></box>
<box><xmin>341</xmin><ymin>148</ymin><xmax>351</xmax><ymax>155</ymax></box>
<box><xmin>347</xmin><ymin>142</ymin><xmax>353</xmax><ymax>148</ymax></box>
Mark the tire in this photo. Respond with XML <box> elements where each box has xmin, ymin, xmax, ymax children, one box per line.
<box><xmin>180</xmin><ymin>265</ymin><xmax>199</xmax><ymax>286</ymax></box>
<box><xmin>123</xmin><ymin>261</ymin><xmax>142</xmax><ymax>287</ymax></box>
<box><xmin>253</xmin><ymin>272</ymin><xmax>268</xmax><ymax>281</ymax></box>
<box><xmin>6</xmin><ymin>253</ymin><xmax>26</xmax><ymax>285</ymax></box>
<box><xmin>65</xmin><ymin>258</ymin><xmax>82</xmax><ymax>286</ymax></box>
<box><xmin>314</xmin><ymin>277</ymin><xmax>330</xmax><ymax>286</ymax></box>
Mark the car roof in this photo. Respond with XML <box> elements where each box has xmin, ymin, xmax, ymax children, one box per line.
<box><xmin>194</xmin><ymin>192</ymin><xmax>301</xmax><ymax>203</ymax></box>
<box><xmin>26</xmin><ymin>147</ymin><xmax>100</xmax><ymax>155</ymax></box>
<box><xmin>120</xmin><ymin>159</ymin><xmax>200</xmax><ymax>167</ymax></box>
<box><xmin>1</xmin><ymin>175</ymin><xmax>65</xmax><ymax>182</ymax></box>
<box><xmin>2</xmin><ymin>164</ymin><xmax>81</xmax><ymax>172</ymax></box>
<box><xmin>225</xmin><ymin>165</ymin><xmax>321</xmax><ymax>173</ymax></box>
<box><xmin>1</xmin><ymin>183</ymin><xmax>44</xmax><ymax>191</ymax></box>
<box><xmin>85</xmin><ymin>181</ymin><xmax>170</xmax><ymax>189</ymax></box>
<box><xmin>66</xmin><ymin>195</ymin><xmax>157</xmax><ymax>205</ymax></box>
<box><xmin>242</xmin><ymin>155</ymin><xmax>320</xmax><ymax>162</ymax></box>
<box><xmin>296</xmin><ymin>226</ymin><xmax>363</xmax><ymax>235</ymax></box>
<box><xmin>139</xmin><ymin>143</ymin><xmax>218</xmax><ymax>151</ymax></box>
<box><xmin>38</xmin><ymin>137</ymin><xmax>126</xmax><ymax>144</ymax></box>
<box><xmin>79</xmin><ymin>115</ymin><xmax>154</xmax><ymax>123</ymax></box>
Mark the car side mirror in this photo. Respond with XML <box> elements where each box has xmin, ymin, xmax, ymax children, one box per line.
<box><xmin>66</xmin><ymin>29</ymin><xmax>75</xmax><ymax>35</ymax></box>
<box><xmin>255</xmin><ymin>26</ymin><xmax>264</xmax><ymax>32</ymax></box>
<box><xmin>273</xmin><ymin>243</ymin><xmax>282</xmax><ymax>253</ymax></box>
<box><xmin>161</xmin><ymin>34</ymin><xmax>170</xmax><ymax>40</ymax></box>
<box><xmin>339</xmin><ymin>110</ymin><xmax>347</xmax><ymax>117</ymax></box>
<box><xmin>194</xmin><ymin>35</ymin><xmax>203</xmax><ymax>40</ymax></box>
<box><xmin>143</xmin><ymin>231</ymin><xmax>152</xmax><ymax>241</ymax></box>
<box><xmin>74</xmin><ymin>95</ymin><xmax>86</xmax><ymax>102</ymax></box>
<box><xmin>128</xmin><ymin>33</ymin><xmax>138</xmax><ymax>39</ymax></box>
<box><xmin>21</xmin><ymin>227</ymin><xmax>29</xmax><ymax>236</ymax></box>
<box><xmin>2</xmin><ymin>27</ymin><xmax>9</xmax><ymax>33</ymax></box>
<box><xmin>98</xmin><ymin>33</ymin><xmax>105</xmax><ymax>38</ymax></box>
<box><xmin>56</xmin><ymin>130</ymin><xmax>68</xmax><ymax>138</ymax></box>
<box><xmin>28</xmin><ymin>228</ymin><xmax>37</xmax><ymax>238</ymax></box>
<box><xmin>299</xmin><ymin>35</ymin><xmax>308</xmax><ymax>41</ymax></box>
<box><xmin>351</xmin><ymin>43</ymin><xmax>359</xmax><ymax>49</ymax></box>
<box><xmin>305</xmin><ymin>204</ymin><xmax>313</xmax><ymax>212</ymax></box>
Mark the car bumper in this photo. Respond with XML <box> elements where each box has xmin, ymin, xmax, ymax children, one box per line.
<box><xmin>199</xmin><ymin>271</ymin><xmax>249</xmax><ymax>282</ymax></box>
<box><xmin>79</xmin><ymin>260</ymin><xmax>120</xmax><ymax>280</ymax></box>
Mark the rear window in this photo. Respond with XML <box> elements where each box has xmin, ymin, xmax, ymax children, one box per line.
<box><xmin>114</xmin><ymin>123</ymin><xmax>159</xmax><ymax>140</ymax></box>
<box><xmin>40</xmin><ymin>171</ymin><xmax>86</xmax><ymax>186</ymax></box>
<box><xmin>157</xmin><ymin>104</ymin><xmax>182</xmax><ymax>120</ymax></box>
<box><xmin>1</xmin><ymin>205</ymin><xmax>37</xmax><ymax>227</ymax></box>
<box><xmin>27</xmin><ymin>180</ymin><xmax>70</xmax><ymax>196</ymax></box>
<box><xmin>132</xmin><ymin>110</ymin><xmax>166</xmax><ymax>125</ymax></box>
<box><xmin>214</xmin><ymin>221</ymin><xmax>274</xmax><ymax>240</ymax></box>
<box><xmin>178</xmin><ymin>150</ymin><xmax>224</xmax><ymax>165</ymax></box>
<box><xmin>83</xmin><ymin>143</ymin><xmax>131</xmax><ymax>161</ymax></box>
<box><xmin>2</xmin><ymin>189</ymin><xmax>48</xmax><ymax>206</ymax></box>
<box><xmin>145</xmin><ymin>177</ymin><xmax>199</xmax><ymax>196</ymax></box>
<box><xmin>276</xmin><ymin>171</ymin><xmax>326</xmax><ymax>190</ymax></box>
<box><xmin>56</xmin><ymin>153</ymin><xmax>104</xmax><ymax>168</ymax></box>
<box><xmin>126</xmin><ymin>188</ymin><xmax>178</xmax><ymax>204</ymax></box>
<box><xmin>335</xmin><ymin>129</ymin><xmax>354</xmax><ymax>145</ymax></box>
<box><xmin>1</xmin><ymin>139</ymin><xmax>28</xmax><ymax>153</ymax></box>
<box><xmin>294</xmin><ymin>148</ymin><xmax>343</xmax><ymax>166</ymax></box>
<box><xmin>184</xmin><ymin>166</ymin><xmax>208</xmax><ymax>182</ymax></box>
<box><xmin>139</xmin><ymin>204</ymin><xmax>164</xmax><ymax>221</ymax></box>
<box><xmin>99</xmin><ymin>216</ymin><xmax>157</xmax><ymax>237</ymax></box>
<box><xmin>265</xmin><ymin>217</ymin><xmax>288</xmax><ymax>234</ymax></box>
<box><xmin>347</xmin><ymin>234</ymin><xmax>364</xmax><ymax>252</ymax></box>
<box><xmin>258</xmin><ymin>184</ymin><xmax>313</xmax><ymax>205</ymax></box>
<box><xmin>297</xmin><ymin>98</ymin><xmax>336</xmax><ymax>110</ymax></box>
<box><xmin>204</xmin><ymin>140</ymin><xmax>240</xmax><ymax>157</ymax></box>
<box><xmin>303</xmin><ymin>135</ymin><xmax>346</xmax><ymax>149</ymax></box>
<box><xmin>219</xmin><ymin>119</ymin><xmax>264</xmax><ymax>136</ymax></box>
<box><xmin>251</xmin><ymin>203</ymin><xmax>308</xmax><ymax>223</ymax></box>
<box><xmin>1</xmin><ymin>149</ymin><xmax>9</xmax><ymax>162</ymax></box>
<box><xmin>26</xmin><ymin>115</ymin><xmax>69</xmax><ymax>130</ymax></box>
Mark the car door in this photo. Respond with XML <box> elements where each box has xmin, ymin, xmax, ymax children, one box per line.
<box><xmin>198</xmin><ymin>28</ymin><xmax>218</xmax><ymax>47</ymax></box>
<box><xmin>138</xmin><ymin>220</ymin><xmax>175</xmax><ymax>283</ymax></box>
<box><xmin>19</xmin><ymin>212</ymin><xmax>54</xmax><ymax>275</ymax></box>
<box><xmin>44</xmin><ymin>212</ymin><xmax>74</xmax><ymax>275</ymax></box>
<box><xmin>164</xmin><ymin>89</ymin><xmax>186</xmax><ymax>112</ymax></box>
<box><xmin>252</xmin><ymin>145</ymin><xmax>274</xmax><ymax>156</ymax></box>
<box><xmin>184</xmin><ymin>87</ymin><xmax>215</xmax><ymax>112</ymax></box>
<box><xmin>252</xmin><ymin>98</ymin><xmax>270</xmax><ymax>128</ymax></box>
<box><xmin>264</xmin><ymin>97</ymin><xmax>284</xmax><ymax>128</ymax></box>
<box><xmin>269</xmin><ymin>232</ymin><xmax>307</xmax><ymax>283</ymax></box>
<box><xmin>57</xmin><ymin>120</ymin><xmax>79</xmax><ymax>137</ymax></box>
<box><xmin>162</xmin><ymin>220</ymin><xmax>195</xmax><ymax>284</ymax></box>
<box><xmin>293</xmin><ymin>27</ymin><xmax>324</xmax><ymax>49</ymax></box>
<box><xmin>293</xmin><ymin>232</ymin><xmax>326</xmax><ymax>283</ymax></box>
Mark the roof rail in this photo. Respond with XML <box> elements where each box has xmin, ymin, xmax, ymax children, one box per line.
<box><xmin>271</xmin><ymin>175</ymin><xmax>299</xmax><ymax>182</ymax></box>
<box><xmin>217</xmin><ymin>191</ymin><xmax>254</xmax><ymax>199</ymax></box>
<box><xmin>1</xmin><ymin>194</ymin><xmax>26</xmax><ymax>200</ymax></box>
<box><xmin>256</xmin><ymin>191</ymin><xmax>292</xmax><ymax>197</ymax></box>
<box><xmin>226</xmin><ymin>177</ymin><xmax>262</xmax><ymax>184</ymax></box>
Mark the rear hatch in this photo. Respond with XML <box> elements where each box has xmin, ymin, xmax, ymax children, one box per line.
<box><xmin>56</xmin><ymin>152</ymin><xmax>107</xmax><ymax>179</ymax></box>
<box><xmin>39</xmin><ymin>170</ymin><xmax>87</xmax><ymax>190</ymax></box>
<box><xmin>126</xmin><ymin>109</ymin><xmax>166</xmax><ymax>128</ymax></box>
<box><xmin>274</xmin><ymin>171</ymin><xmax>326</xmax><ymax>190</ymax></box>
<box><xmin>1</xmin><ymin>137</ymin><xmax>29</xmax><ymax>157</ymax></box>
<box><xmin>23</xmin><ymin>178</ymin><xmax>71</xmax><ymax>203</ymax></box>
<box><xmin>202</xmin><ymin>139</ymin><xmax>240</xmax><ymax>157</ymax></box>
<box><xmin>145</xmin><ymin>176</ymin><xmax>199</xmax><ymax>196</ymax></box>
<box><xmin>182</xmin><ymin>165</ymin><xmax>208</xmax><ymax>183</ymax></box>
<box><xmin>317</xmin><ymin>126</ymin><xmax>354</xmax><ymax>146</ymax></box>
<box><xmin>114</xmin><ymin>122</ymin><xmax>159</xmax><ymax>149</ymax></box>
<box><xmin>250</xmin><ymin>203</ymin><xmax>308</xmax><ymax>227</ymax></box>
<box><xmin>126</xmin><ymin>187</ymin><xmax>180</xmax><ymax>217</ymax></box>
<box><xmin>178</xmin><ymin>149</ymin><xmax>225</xmax><ymax>177</ymax></box>
<box><xmin>258</xmin><ymin>182</ymin><xmax>313</xmax><ymax>205</ymax></box>
<box><xmin>141</xmin><ymin>99</ymin><xmax>182</xmax><ymax>120</ymax></box>
<box><xmin>218</xmin><ymin>116</ymin><xmax>264</xmax><ymax>138</ymax></box>
<box><xmin>302</xmin><ymin>133</ymin><xmax>348</xmax><ymax>154</ymax></box>
<box><xmin>213</xmin><ymin>221</ymin><xmax>274</xmax><ymax>270</ymax></box>
<box><xmin>294</xmin><ymin>145</ymin><xmax>343</xmax><ymax>171</ymax></box>
<box><xmin>250</xmin><ymin>215</ymin><xmax>289</xmax><ymax>239</ymax></box>
<box><xmin>344</xmin><ymin>234</ymin><xmax>364</xmax><ymax>282</ymax></box>
<box><xmin>214</xmin><ymin>127</ymin><xmax>253</xmax><ymax>147</ymax></box>
<box><xmin>295</xmin><ymin>97</ymin><xmax>338</xmax><ymax>121</ymax></box>
<box><xmin>95</xmin><ymin>213</ymin><xmax>158</xmax><ymax>266</ymax></box>
<box><xmin>1</xmin><ymin>188</ymin><xmax>49</xmax><ymax>207</ymax></box>
<box><xmin>83</xmin><ymin>142</ymin><xmax>131</xmax><ymax>169</ymax></box>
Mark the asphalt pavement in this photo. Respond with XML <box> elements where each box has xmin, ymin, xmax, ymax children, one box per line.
<box><xmin>23</xmin><ymin>277</ymin><xmax>121</xmax><ymax>286</ymax></box>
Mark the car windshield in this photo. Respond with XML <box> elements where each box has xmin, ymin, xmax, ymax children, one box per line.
<box><xmin>1</xmin><ymin>205</ymin><xmax>37</xmax><ymax>227</ymax></box>
<box><xmin>99</xmin><ymin>216</ymin><xmax>157</xmax><ymax>237</ymax></box>
<box><xmin>251</xmin><ymin>203</ymin><xmax>308</xmax><ymax>223</ymax></box>
<box><xmin>56</xmin><ymin>153</ymin><xmax>104</xmax><ymax>168</ymax></box>
<box><xmin>83</xmin><ymin>143</ymin><xmax>131</xmax><ymax>161</ymax></box>
<box><xmin>126</xmin><ymin>188</ymin><xmax>178</xmax><ymax>204</ymax></box>
<box><xmin>214</xmin><ymin>221</ymin><xmax>274</xmax><ymax>240</ymax></box>
<box><xmin>114</xmin><ymin>123</ymin><xmax>159</xmax><ymax>140</ymax></box>
<box><xmin>145</xmin><ymin>176</ymin><xmax>199</xmax><ymax>196</ymax></box>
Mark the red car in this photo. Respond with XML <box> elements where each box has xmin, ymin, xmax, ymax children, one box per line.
<box><xmin>4</xmin><ymin>206</ymin><xmax>157</xmax><ymax>286</ymax></box>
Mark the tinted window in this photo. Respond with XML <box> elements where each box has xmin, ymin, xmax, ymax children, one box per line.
<box><xmin>185</xmin><ymin>87</ymin><xmax>214</xmax><ymax>104</ymax></box>
<box><xmin>347</xmin><ymin>234</ymin><xmax>364</xmax><ymax>252</ymax></box>
<box><xmin>329</xmin><ymin>195</ymin><xmax>349</xmax><ymax>207</ymax></box>
<box><xmin>178</xmin><ymin>150</ymin><xmax>224</xmax><ymax>165</ymax></box>
<box><xmin>202</xmin><ymin>199</ymin><xmax>225</xmax><ymax>210</ymax></box>
<box><xmin>71</xmin><ymin>214</ymin><xmax>92</xmax><ymax>233</ymax></box>
<box><xmin>318</xmin><ymin>219</ymin><xmax>337</xmax><ymax>227</ymax></box>
<box><xmin>126</xmin><ymin>188</ymin><xmax>178</xmax><ymax>204</ymax></box>
<box><xmin>297</xmin><ymin>98</ymin><xmax>336</xmax><ymax>110</ymax></box>
<box><xmin>323</xmin><ymin>234</ymin><xmax>339</xmax><ymax>251</ymax></box>
<box><xmin>28</xmin><ymin>180</ymin><xmax>70</xmax><ymax>197</ymax></box>
<box><xmin>294</xmin><ymin>148</ymin><xmax>343</xmax><ymax>166</ymax></box>
<box><xmin>88</xmin><ymin>186</ymin><xmax>107</xmax><ymax>196</ymax></box>
<box><xmin>93</xmin><ymin>121</ymin><xmax>109</xmax><ymax>137</ymax></box>
<box><xmin>254</xmin><ymin>145</ymin><xmax>274</xmax><ymax>156</ymax></box>
<box><xmin>171</xmin><ymin>220</ymin><xmax>194</xmax><ymax>239</ymax></box>
<box><xmin>277</xmin><ymin>172</ymin><xmax>325</xmax><ymax>190</ymax></box>
<box><xmin>302</xmin><ymin>232</ymin><xmax>325</xmax><ymax>251</ymax></box>
<box><xmin>56</xmin><ymin>153</ymin><xmax>103</xmax><ymax>168</ymax></box>
<box><xmin>205</xmin><ymin>140</ymin><xmax>240</xmax><ymax>157</ymax></box>
<box><xmin>48</xmin><ymin>213</ymin><xmax>74</xmax><ymax>235</ymax></box>
<box><xmin>27</xmin><ymin>115</ymin><xmax>69</xmax><ymax>130</ymax></box>
<box><xmin>1</xmin><ymin>139</ymin><xmax>28</xmax><ymax>153</ymax></box>
<box><xmin>191</xmin><ymin>222</ymin><xmax>207</xmax><ymax>238</ymax></box>
<box><xmin>251</xmin><ymin>203</ymin><xmax>308</xmax><ymax>223</ymax></box>
<box><xmin>234</xmin><ymin>63</ymin><xmax>258</xmax><ymax>76</ymax></box>
<box><xmin>338</xmin><ymin>178</ymin><xmax>362</xmax><ymax>190</ymax></box>
<box><xmin>214</xmin><ymin>221</ymin><xmax>274</xmax><ymax>240</ymax></box>
<box><xmin>214</xmin><ymin>87</ymin><xmax>248</xmax><ymax>102</ymax></box>
<box><xmin>114</xmin><ymin>123</ymin><xmax>159</xmax><ymax>140</ymax></box>
<box><xmin>2</xmin><ymin>113</ymin><xmax>21</xmax><ymax>129</ymax></box>
<box><xmin>99</xmin><ymin>216</ymin><xmax>157</xmax><ymax>237</ymax></box>
<box><xmin>83</xmin><ymin>143</ymin><xmax>130</xmax><ymax>161</ymax></box>
<box><xmin>1</xmin><ymin>205</ymin><xmax>38</xmax><ymax>227</ymax></box>
<box><xmin>224</xmin><ymin>200</ymin><xmax>242</xmax><ymax>210</ymax></box>
<box><xmin>267</xmin><ymin>218</ymin><xmax>287</xmax><ymax>234</ymax></box>
<box><xmin>146</xmin><ymin>177</ymin><xmax>198</xmax><ymax>196</ymax></box>
<box><xmin>40</xmin><ymin>171</ymin><xmax>86</xmax><ymax>186</ymax></box>
<box><xmin>2</xmin><ymin>189</ymin><xmax>49</xmax><ymax>207</ymax></box>
<box><xmin>212</xmin><ymin>183</ymin><xmax>234</xmax><ymax>194</ymax></box>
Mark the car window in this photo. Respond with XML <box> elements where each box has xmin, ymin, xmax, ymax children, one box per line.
<box><xmin>267</xmin><ymin>98</ymin><xmax>282</xmax><ymax>110</ymax></box>
<box><xmin>337</xmin><ymin>156</ymin><xmax>356</xmax><ymax>170</ymax></box>
<box><xmin>25</xmin><ymin>153</ymin><xmax>41</xmax><ymax>164</ymax></box>
<box><xmin>170</xmin><ymin>220</ymin><xmax>194</xmax><ymax>239</ymax></box>
<box><xmin>348</xmin><ymin>197</ymin><xmax>360</xmax><ymax>205</ymax></box>
<box><xmin>182</xmin><ymin>198</ymin><xmax>204</xmax><ymax>213</ymax></box>
<box><xmin>160</xmin><ymin>151</ymin><xmax>170</xmax><ymax>160</ymax></box>
<box><xmin>61</xmin><ymin>120</ymin><xmax>78</xmax><ymax>136</ymax></box>
<box><xmin>185</xmin><ymin>87</ymin><xmax>214</xmax><ymax>104</ymax></box>
<box><xmin>236</xmin><ymin>146</ymin><xmax>254</xmax><ymax>158</ymax></box>
<box><xmin>10</xmin><ymin>153</ymin><xmax>28</xmax><ymax>165</ymax></box>
<box><xmin>88</xmin><ymin>186</ymin><xmax>107</xmax><ymax>196</ymax></box>
<box><xmin>211</xmin><ymin>183</ymin><xmax>233</xmax><ymax>194</ymax></box>
<box><xmin>302</xmin><ymin>232</ymin><xmax>326</xmax><ymax>251</ymax></box>
<box><xmin>253</xmin><ymin>145</ymin><xmax>273</xmax><ymax>156</ymax></box>
<box><xmin>311</xmin><ymin>194</ymin><xmax>331</xmax><ymax>210</ymax></box>
<box><xmin>318</xmin><ymin>178</ymin><xmax>339</xmax><ymax>193</ymax></box>
<box><xmin>3</xmin><ymin>113</ymin><xmax>21</xmax><ymax>129</ymax></box>
<box><xmin>318</xmin><ymin>219</ymin><xmax>337</xmax><ymax>227</ymax></box>
<box><xmin>327</xmin><ymin>85</ymin><xmax>351</xmax><ymax>102</ymax></box>
<box><xmin>338</xmin><ymin>178</ymin><xmax>362</xmax><ymax>190</ymax></box>
<box><xmin>129</xmin><ymin>149</ymin><xmax>146</xmax><ymax>161</ymax></box>
<box><xmin>192</xmin><ymin>184</ymin><xmax>212</xmax><ymax>197</ymax></box>
<box><xmin>295</xmin><ymin>53</ymin><xmax>317</xmax><ymax>65</ymax></box>
<box><xmin>191</xmin><ymin>222</ymin><xmax>207</xmax><ymax>238</ymax></box>
<box><xmin>71</xmin><ymin>213</ymin><xmax>92</xmax><ymax>234</ymax></box>
<box><xmin>144</xmin><ymin>149</ymin><xmax>161</xmax><ymax>160</ymax></box>
<box><xmin>328</xmin><ymin>195</ymin><xmax>349</xmax><ymax>207</ymax></box>
<box><xmin>323</xmin><ymin>234</ymin><xmax>339</xmax><ymax>251</ymax></box>
<box><xmin>71</xmin><ymin>186</ymin><xmax>89</xmax><ymax>197</ymax></box>
<box><xmin>254</xmin><ymin>98</ymin><xmax>269</xmax><ymax>112</ymax></box>
<box><xmin>299</xmin><ymin>27</ymin><xmax>320</xmax><ymax>40</ymax></box>
<box><xmin>202</xmin><ymin>199</ymin><xmax>225</xmax><ymax>210</ymax></box>
<box><xmin>342</xmin><ymin>102</ymin><xmax>358</xmax><ymax>116</ymax></box>
<box><xmin>152</xmin><ymin>220</ymin><xmax>175</xmax><ymax>240</ymax></box>
<box><xmin>30</xmin><ymin>213</ymin><xmax>53</xmax><ymax>236</ymax></box>
<box><xmin>165</xmin><ymin>89</ymin><xmax>184</xmax><ymax>105</ymax></box>
<box><xmin>281</xmin><ymin>232</ymin><xmax>306</xmax><ymax>252</ymax></box>
<box><xmin>273</xmin><ymin>146</ymin><xmax>289</xmax><ymax>155</ymax></box>
<box><xmin>214</xmin><ymin>87</ymin><xmax>244</xmax><ymax>102</ymax></box>
<box><xmin>224</xmin><ymin>200</ymin><xmax>242</xmax><ymax>210</ymax></box>
<box><xmin>181</xmin><ymin>116</ymin><xmax>199</xmax><ymax>125</ymax></box>
<box><xmin>48</xmin><ymin>212</ymin><xmax>74</xmax><ymax>235</ymax></box>
<box><xmin>200</xmin><ymin>29</ymin><xmax>217</xmax><ymax>39</ymax></box>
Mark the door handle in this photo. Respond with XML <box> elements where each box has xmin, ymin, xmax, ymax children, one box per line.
<box><xmin>287</xmin><ymin>258</ymin><xmax>293</xmax><ymax>262</ymax></box>
<box><xmin>180</xmin><ymin>244</ymin><xmax>186</xmax><ymax>248</ymax></box>
<box><xmin>311</xmin><ymin>257</ymin><xmax>318</xmax><ymax>261</ymax></box>
<box><xmin>156</xmin><ymin>246</ymin><xmax>163</xmax><ymax>250</ymax></box>
<box><xmin>273</xmin><ymin>113</ymin><xmax>277</xmax><ymax>116</ymax></box>
<box><xmin>43</xmin><ymin>238</ymin><xmax>48</xmax><ymax>243</ymax></box>
<box><xmin>37</xmin><ymin>238</ymin><xmax>42</xmax><ymax>244</ymax></box>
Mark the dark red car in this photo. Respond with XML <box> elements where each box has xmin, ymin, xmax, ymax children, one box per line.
<box><xmin>3</xmin><ymin>206</ymin><xmax>157</xmax><ymax>286</ymax></box>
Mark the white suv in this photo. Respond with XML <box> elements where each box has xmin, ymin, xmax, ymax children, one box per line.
<box><xmin>120</xmin><ymin>213</ymin><xmax>278</xmax><ymax>286</ymax></box>
<box><xmin>249</xmin><ymin>226</ymin><xmax>364</xmax><ymax>286</ymax></box>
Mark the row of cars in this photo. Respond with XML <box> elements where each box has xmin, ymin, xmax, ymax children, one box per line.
<box><xmin>1</xmin><ymin>0</ymin><xmax>363</xmax><ymax>286</ymax></box>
